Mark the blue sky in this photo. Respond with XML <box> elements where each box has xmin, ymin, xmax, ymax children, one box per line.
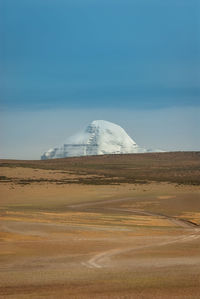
<box><xmin>0</xmin><ymin>0</ymin><xmax>200</xmax><ymax>158</ymax></box>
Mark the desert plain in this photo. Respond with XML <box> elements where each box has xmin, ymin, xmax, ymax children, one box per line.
<box><xmin>0</xmin><ymin>152</ymin><xmax>200</xmax><ymax>298</ymax></box>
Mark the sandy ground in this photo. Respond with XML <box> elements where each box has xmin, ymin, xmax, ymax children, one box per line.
<box><xmin>0</xmin><ymin>167</ymin><xmax>200</xmax><ymax>298</ymax></box>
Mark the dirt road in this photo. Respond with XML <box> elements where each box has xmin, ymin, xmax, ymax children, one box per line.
<box><xmin>69</xmin><ymin>197</ymin><xmax>200</xmax><ymax>269</ymax></box>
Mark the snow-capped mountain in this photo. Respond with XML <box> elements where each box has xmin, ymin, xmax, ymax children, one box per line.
<box><xmin>41</xmin><ymin>120</ymin><xmax>158</xmax><ymax>160</ymax></box>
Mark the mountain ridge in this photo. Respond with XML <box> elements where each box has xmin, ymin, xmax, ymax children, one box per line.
<box><xmin>41</xmin><ymin>120</ymin><xmax>159</xmax><ymax>160</ymax></box>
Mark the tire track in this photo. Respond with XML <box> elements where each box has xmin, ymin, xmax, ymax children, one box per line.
<box><xmin>83</xmin><ymin>232</ymin><xmax>200</xmax><ymax>269</ymax></box>
<box><xmin>75</xmin><ymin>197</ymin><xmax>200</xmax><ymax>269</ymax></box>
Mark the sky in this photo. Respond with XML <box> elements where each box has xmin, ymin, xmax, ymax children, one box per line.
<box><xmin>0</xmin><ymin>0</ymin><xmax>200</xmax><ymax>159</ymax></box>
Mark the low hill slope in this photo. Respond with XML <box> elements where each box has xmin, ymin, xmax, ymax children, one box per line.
<box><xmin>1</xmin><ymin>152</ymin><xmax>200</xmax><ymax>185</ymax></box>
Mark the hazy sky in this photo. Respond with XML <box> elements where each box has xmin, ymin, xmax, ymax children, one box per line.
<box><xmin>1</xmin><ymin>0</ymin><xmax>200</xmax><ymax>159</ymax></box>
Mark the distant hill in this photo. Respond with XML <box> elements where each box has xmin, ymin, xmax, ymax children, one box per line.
<box><xmin>1</xmin><ymin>152</ymin><xmax>199</xmax><ymax>185</ymax></box>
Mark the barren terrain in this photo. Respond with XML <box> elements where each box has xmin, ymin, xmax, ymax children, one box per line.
<box><xmin>0</xmin><ymin>152</ymin><xmax>200</xmax><ymax>298</ymax></box>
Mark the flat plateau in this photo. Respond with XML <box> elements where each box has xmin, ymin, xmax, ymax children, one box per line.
<box><xmin>0</xmin><ymin>152</ymin><xmax>200</xmax><ymax>298</ymax></box>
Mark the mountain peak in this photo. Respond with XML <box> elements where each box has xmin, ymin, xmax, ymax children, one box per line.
<box><xmin>41</xmin><ymin>120</ymin><xmax>148</xmax><ymax>160</ymax></box>
<box><xmin>90</xmin><ymin>119</ymin><xmax>120</xmax><ymax>127</ymax></box>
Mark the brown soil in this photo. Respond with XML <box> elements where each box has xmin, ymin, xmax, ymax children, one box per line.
<box><xmin>1</xmin><ymin>151</ymin><xmax>200</xmax><ymax>185</ymax></box>
<box><xmin>0</xmin><ymin>153</ymin><xmax>200</xmax><ymax>298</ymax></box>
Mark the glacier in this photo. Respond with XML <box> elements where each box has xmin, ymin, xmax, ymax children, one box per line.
<box><xmin>41</xmin><ymin>120</ymin><xmax>159</xmax><ymax>160</ymax></box>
